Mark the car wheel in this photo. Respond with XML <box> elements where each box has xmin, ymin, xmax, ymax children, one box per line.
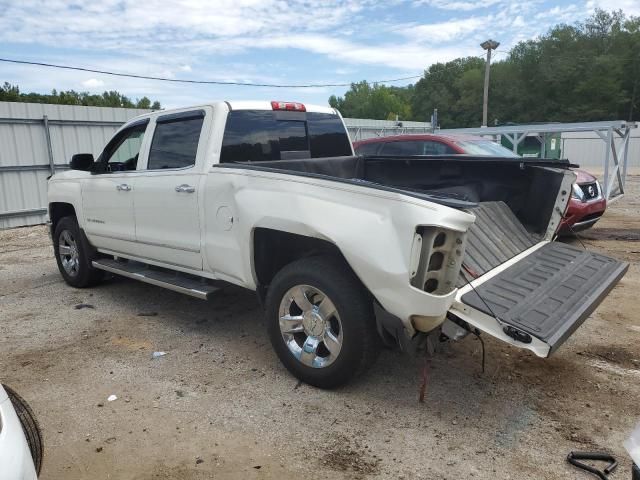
<box><xmin>4</xmin><ymin>385</ymin><xmax>43</xmax><ymax>475</ymax></box>
<box><xmin>53</xmin><ymin>216</ymin><xmax>104</xmax><ymax>288</ymax></box>
<box><xmin>265</xmin><ymin>256</ymin><xmax>379</xmax><ymax>388</ymax></box>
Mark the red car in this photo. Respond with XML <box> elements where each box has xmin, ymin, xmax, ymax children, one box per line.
<box><xmin>353</xmin><ymin>134</ymin><xmax>606</xmax><ymax>234</ymax></box>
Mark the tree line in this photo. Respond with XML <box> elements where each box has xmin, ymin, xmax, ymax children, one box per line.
<box><xmin>0</xmin><ymin>82</ymin><xmax>161</xmax><ymax>109</ymax></box>
<box><xmin>329</xmin><ymin>9</ymin><xmax>640</xmax><ymax>127</ymax></box>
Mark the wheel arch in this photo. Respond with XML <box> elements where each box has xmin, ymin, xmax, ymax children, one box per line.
<box><xmin>252</xmin><ymin>227</ymin><xmax>360</xmax><ymax>300</ymax></box>
<box><xmin>49</xmin><ymin>202</ymin><xmax>77</xmax><ymax>232</ymax></box>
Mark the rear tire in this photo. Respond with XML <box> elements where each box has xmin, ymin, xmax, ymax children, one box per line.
<box><xmin>4</xmin><ymin>385</ymin><xmax>43</xmax><ymax>475</ymax></box>
<box><xmin>265</xmin><ymin>256</ymin><xmax>379</xmax><ymax>388</ymax></box>
<box><xmin>53</xmin><ymin>216</ymin><xmax>104</xmax><ymax>288</ymax></box>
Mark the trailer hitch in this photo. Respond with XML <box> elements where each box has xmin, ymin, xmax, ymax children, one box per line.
<box><xmin>567</xmin><ymin>451</ymin><xmax>618</xmax><ymax>479</ymax></box>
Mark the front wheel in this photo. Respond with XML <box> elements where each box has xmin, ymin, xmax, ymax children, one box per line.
<box><xmin>53</xmin><ymin>216</ymin><xmax>104</xmax><ymax>288</ymax></box>
<box><xmin>265</xmin><ymin>256</ymin><xmax>379</xmax><ymax>388</ymax></box>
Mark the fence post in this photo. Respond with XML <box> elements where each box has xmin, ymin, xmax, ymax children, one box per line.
<box><xmin>42</xmin><ymin>115</ymin><xmax>55</xmax><ymax>175</ymax></box>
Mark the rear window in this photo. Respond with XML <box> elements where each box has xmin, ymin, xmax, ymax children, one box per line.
<box><xmin>220</xmin><ymin>110</ymin><xmax>352</xmax><ymax>162</ymax></box>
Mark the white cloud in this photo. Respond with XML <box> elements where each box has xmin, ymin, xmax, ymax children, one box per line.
<box><xmin>81</xmin><ymin>78</ymin><xmax>105</xmax><ymax>88</ymax></box>
<box><xmin>414</xmin><ymin>0</ymin><xmax>504</xmax><ymax>11</ymax></box>
<box><xmin>587</xmin><ymin>0</ymin><xmax>640</xmax><ymax>16</ymax></box>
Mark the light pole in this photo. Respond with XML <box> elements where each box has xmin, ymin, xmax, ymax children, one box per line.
<box><xmin>480</xmin><ymin>39</ymin><xmax>500</xmax><ymax>127</ymax></box>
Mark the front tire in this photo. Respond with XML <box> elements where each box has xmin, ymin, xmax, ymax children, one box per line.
<box><xmin>53</xmin><ymin>216</ymin><xmax>104</xmax><ymax>288</ymax></box>
<box><xmin>265</xmin><ymin>256</ymin><xmax>379</xmax><ymax>388</ymax></box>
<box><xmin>4</xmin><ymin>385</ymin><xmax>43</xmax><ymax>475</ymax></box>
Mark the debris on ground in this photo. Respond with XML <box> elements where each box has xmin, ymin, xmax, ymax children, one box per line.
<box><xmin>74</xmin><ymin>304</ymin><xmax>94</xmax><ymax>310</ymax></box>
<box><xmin>107</xmin><ymin>395</ymin><xmax>118</xmax><ymax>402</ymax></box>
<box><xmin>152</xmin><ymin>351</ymin><xmax>167</xmax><ymax>358</ymax></box>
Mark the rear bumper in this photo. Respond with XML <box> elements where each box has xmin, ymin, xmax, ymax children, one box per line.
<box><xmin>0</xmin><ymin>389</ymin><xmax>37</xmax><ymax>480</ymax></box>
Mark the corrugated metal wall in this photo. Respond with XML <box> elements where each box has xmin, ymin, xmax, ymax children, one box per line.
<box><xmin>561</xmin><ymin>130</ymin><xmax>640</xmax><ymax>169</ymax></box>
<box><xmin>0</xmin><ymin>102</ymin><xmax>150</xmax><ymax>229</ymax></box>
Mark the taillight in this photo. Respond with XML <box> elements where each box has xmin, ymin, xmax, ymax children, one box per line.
<box><xmin>271</xmin><ymin>101</ymin><xmax>306</xmax><ymax>112</ymax></box>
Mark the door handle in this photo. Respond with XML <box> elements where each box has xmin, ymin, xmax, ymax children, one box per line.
<box><xmin>175</xmin><ymin>184</ymin><xmax>196</xmax><ymax>193</ymax></box>
<box><xmin>116</xmin><ymin>184</ymin><xmax>131</xmax><ymax>191</ymax></box>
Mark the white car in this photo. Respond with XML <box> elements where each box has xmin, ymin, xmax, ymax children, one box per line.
<box><xmin>47</xmin><ymin>100</ymin><xmax>627</xmax><ymax>388</ymax></box>
<box><xmin>0</xmin><ymin>385</ymin><xmax>42</xmax><ymax>479</ymax></box>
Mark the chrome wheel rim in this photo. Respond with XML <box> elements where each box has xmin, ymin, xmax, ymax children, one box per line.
<box><xmin>58</xmin><ymin>230</ymin><xmax>80</xmax><ymax>277</ymax></box>
<box><xmin>279</xmin><ymin>285</ymin><xmax>343</xmax><ymax>368</ymax></box>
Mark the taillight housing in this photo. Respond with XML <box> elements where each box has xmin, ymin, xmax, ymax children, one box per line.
<box><xmin>409</xmin><ymin>226</ymin><xmax>467</xmax><ymax>295</ymax></box>
<box><xmin>271</xmin><ymin>101</ymin><xmax>306</xmax><ymax>112</ymax></box>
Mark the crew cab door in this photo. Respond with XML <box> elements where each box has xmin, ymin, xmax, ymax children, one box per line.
<box><xmin>81</xmin><ymin>119</ymin><xmax>149</xmax><ymax>249</ymax></box>
<box><xmin>132</xmin><ymin>109</ymin><xmax>208</xmax><ymax>270</ymax></box>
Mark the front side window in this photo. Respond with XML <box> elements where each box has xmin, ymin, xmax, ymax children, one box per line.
<box><xmin>147</xmin><ymin>113</ymin><xmax>204</xmax><ymax>170</ymax></box>
<box><xmin>421</xmin><ymin>141</ymin><xmax>457</xmax><ymax>155</ymax></box>
<box><xmin>454</xmin><ymin>140</ymin><xmax>520</xmax><ymax>157</ymax></box>
<box><xmin>99</xmin><ymin>122</ymin><xmax>148</xmax><ymax>172</ymax></box>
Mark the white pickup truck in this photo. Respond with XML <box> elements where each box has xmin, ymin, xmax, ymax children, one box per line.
<box><xmin>47</xmin><ymin>100</ymin><xmax>628</xmax><ymax>388</ymax></box>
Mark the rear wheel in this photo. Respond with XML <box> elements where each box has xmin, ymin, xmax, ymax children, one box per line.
<box><xmin>53</xmin><ymin>216</ymin><xmax>104</xmax><ymax>288</ymax></box>
<box><xmin>265</xmin><ymin>256</ymin><xmax>379</xmax><ymax>388</ymax></box>
<box><xmin>4</xmin><ymin>385</ymin><xmax>43</xmax><ymax>475</ymax></box>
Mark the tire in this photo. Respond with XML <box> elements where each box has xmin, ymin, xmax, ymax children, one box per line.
<box><xmin>53</xmin><ymin>216</ymin><xmax>104</xmax><ymax>288</ymax></box>
<box><xmin>4</xmin><ymin>385</ymin><xmax>43</xmax><ymax>475</ymax></box>
<box><xmin>265</xmin><ymin>256</ymin><xmax>379</xmax><ymax>388</ymax></box>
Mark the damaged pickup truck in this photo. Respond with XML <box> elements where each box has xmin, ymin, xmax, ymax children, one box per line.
<box><xmin>47</xmin><ymin>101</ymin><xmax>628</xmax><ymax>388</ymax></box>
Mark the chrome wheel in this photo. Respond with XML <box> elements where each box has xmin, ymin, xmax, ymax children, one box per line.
<box><xmin>58</xmin><ymin>230</ymin><xmax>80</xmax><ymax>277</ymax></box>
<box><xmin>279</xmin><ymin>285</ymin><xmax>343</xmax><ymax>368</ymax></box>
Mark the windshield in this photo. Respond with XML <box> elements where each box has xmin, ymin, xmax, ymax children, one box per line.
<box><xmin>454</xmin><ymin>140</ymin><xmax>520</xmax><ymax>158</ymax></box>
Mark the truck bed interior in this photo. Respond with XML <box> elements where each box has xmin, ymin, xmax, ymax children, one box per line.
<box><xmin>226</xmin><ymin>155</ymin><xmax>571</xmax><ymax>276</ymax></box>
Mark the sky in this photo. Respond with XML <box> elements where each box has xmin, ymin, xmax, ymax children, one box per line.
<box><xmin>1</xmin><ymin>0</ymin><xmax>639</xmax><ymax>112</ymax></box>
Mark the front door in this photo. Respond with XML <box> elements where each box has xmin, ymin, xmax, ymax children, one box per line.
<box><xmin>133</xmin><ymin>110</ymin><xmax>206</xmax><ymax>270</ymax></box>
<box><xmin>81</xmin><ymin>120</ymin><xmax>149</xmax><ymax>250</ymax></box>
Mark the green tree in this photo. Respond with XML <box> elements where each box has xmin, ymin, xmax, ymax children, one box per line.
<box><xmin>0</xmin><ymin>82</ymin><xmax>161</xmax><ymax>109</ymax></box>
<box><xmin>330</xmin><ymin>81</ymin><xmax>412</xmax><ymax>120</ymax></box>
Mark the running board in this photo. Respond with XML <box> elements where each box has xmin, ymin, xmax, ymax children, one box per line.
<box><xmin>92</xmin><ymin>259</ymin><xmax>220</xmax><ymax>300</ymax></box>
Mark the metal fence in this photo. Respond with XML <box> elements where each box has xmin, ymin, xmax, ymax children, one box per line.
<box><xmin>344</xmin><ymin>117</ymin><xmax>432</xmax><ymax>141</ymax></box>
<box><xmin>0</xmin><ymin>102</ymin><xmax>150</xmax><ymax>228</ymax></box>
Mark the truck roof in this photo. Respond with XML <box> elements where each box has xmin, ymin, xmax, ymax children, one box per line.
<box><xmin>136</xmin><ymin>101</ymin><xmax>337</xmax><ymax>117</ymax></box>
<box><xmin>226</xmin><ymin>100</ymin><xmax>336</xmax><ymax>114</ymax></box>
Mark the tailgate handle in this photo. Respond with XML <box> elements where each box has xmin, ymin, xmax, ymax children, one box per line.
<box><xmin>503</xmin><ymin>326</ymin><xmax>532</xmax><ymax>344</ymax></box>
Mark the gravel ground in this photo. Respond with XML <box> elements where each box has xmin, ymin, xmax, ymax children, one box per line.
<box><xmin>1</xmin><ymin>177</ymin><xmax>639</xmax><ymax>480</ymax></box>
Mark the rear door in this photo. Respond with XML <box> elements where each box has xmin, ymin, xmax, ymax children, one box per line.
<box><xmin>133</xmin><ymin>109</ymin><xmax>208</xmax><ymax>270</ymax></box>
<box><xmin>449</xmin><ymin>241</ymin><xmax>628</xmax><ymax>357</ymax></box>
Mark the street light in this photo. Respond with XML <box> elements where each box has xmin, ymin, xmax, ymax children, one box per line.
<box><xmin>480</xmin><ymin>39</ymin><xmax>500</xmax><ymax>127</ymax></box>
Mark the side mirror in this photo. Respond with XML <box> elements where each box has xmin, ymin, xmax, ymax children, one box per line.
<box><xmin>69</xmin><ymin>153</ymin><xmax>94</xmax><ymax>171</ymax></box>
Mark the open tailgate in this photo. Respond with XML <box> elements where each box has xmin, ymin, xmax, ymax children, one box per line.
<box><xmin>449</xmin><ymin>241</ymin><xmax>628</xmax><ymax>357</ymax></box>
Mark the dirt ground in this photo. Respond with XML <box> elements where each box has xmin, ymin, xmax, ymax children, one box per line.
<box><xmin>1</xmin><ymin>177</ymin><xmax>639</xmax><ymax>480</ymax></box>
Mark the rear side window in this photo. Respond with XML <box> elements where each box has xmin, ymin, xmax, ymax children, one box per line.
<box><xmin>147</xmin><ymin>112</ymin><xmax>204</xmax><ymax>170</ymax></box>
<box><xmin>220</xmin><ymin>110</ymin><xmax>351</xmax><ymax>162</ymax></box>
<box><xmin>379</xmin><ymin>141</ymin><xmax>421</xmax><ymax>156</ymax></box>
<box><xmin>354</xmin><ymin>142</ymin><xmax>381</xmax><ymax>155</ymax></box>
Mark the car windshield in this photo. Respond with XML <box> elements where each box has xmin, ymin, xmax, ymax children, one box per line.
<box><xmin>454</xmin><ymin>140</ymin><xmax>520</xmax><ymax>158</ymax></box>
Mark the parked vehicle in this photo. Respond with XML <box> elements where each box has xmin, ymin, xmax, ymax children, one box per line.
<box><xmin>353</xmin><ymin>134</ymin><xmax>607</xmax><ymax>234</ymax></box>
<box><xmin>47</xmin><ymin>101</ymin><xmax>627</xmax><ymax>388</ymax></box>
<box><xmin>0</xmin><ymin>384</ymin><xmax>43</xmax><ymax>479</ymax></box>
